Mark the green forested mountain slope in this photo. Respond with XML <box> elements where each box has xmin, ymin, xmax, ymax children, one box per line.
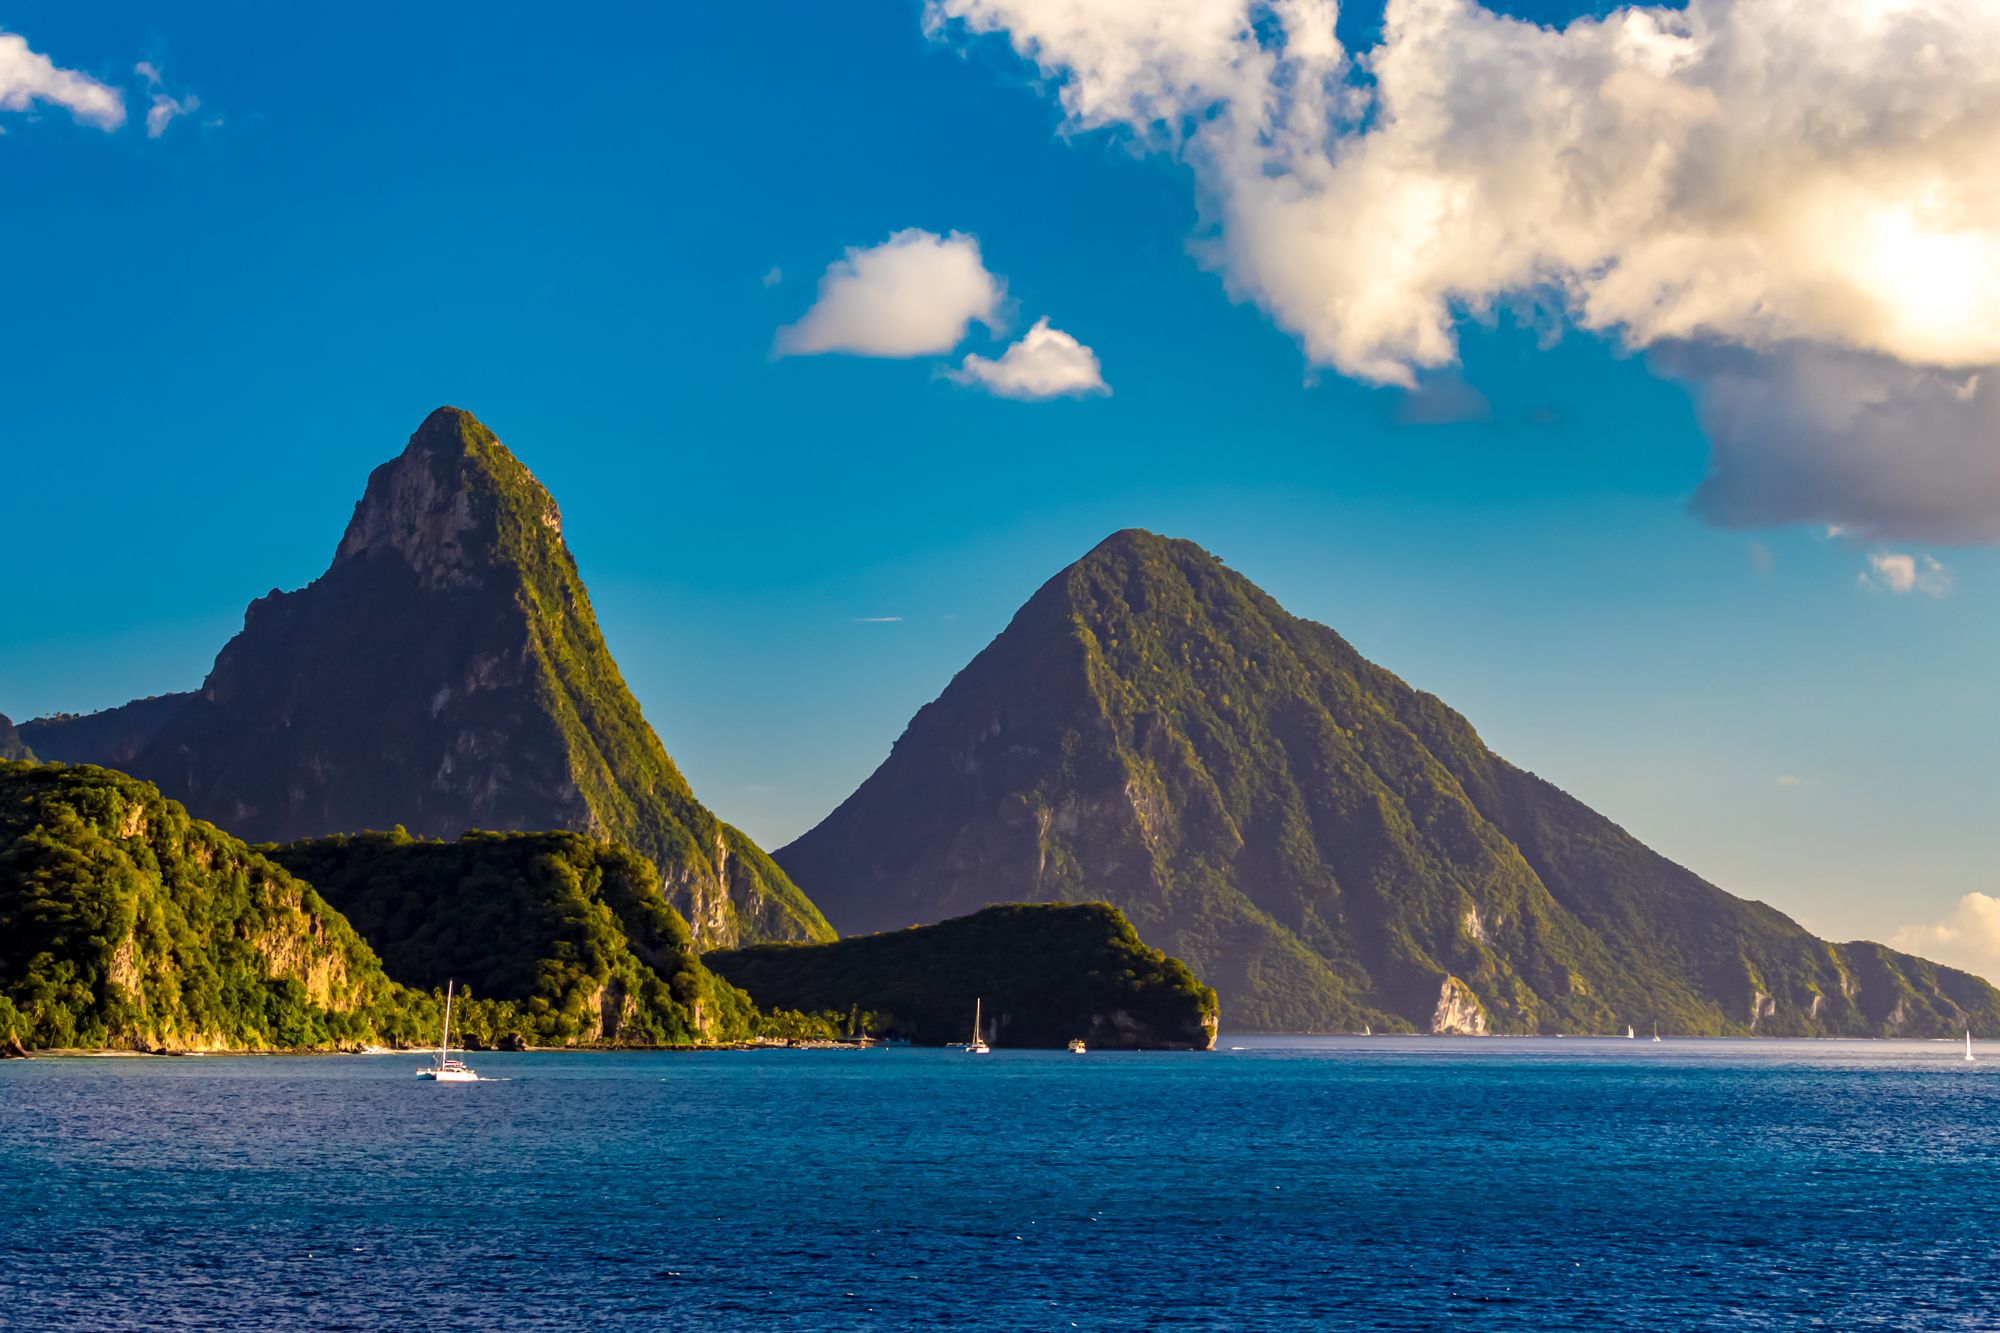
<box><xmin>779</xmin><ymin>529</ymin><xmax>2000</xmax><ymax>1037</ymax></box>
<box><xmin>269</xmin><ymin>829</ymin><xmax>757</xmax><ymax>1045</ymax></box>
<box><xmin>0</xmin><ymin>761</ymin><xmax>422</xmax><ymax>1050</ymax></box>
<box><xmin>707</xmin><ymin>902</ymin><xmax>1218</xmax><ymax>1049</ymax></box>
<box><xmin>19</xmin><ymin>407</ymin><xmax>828</xmax><ymax>949</ymax></box>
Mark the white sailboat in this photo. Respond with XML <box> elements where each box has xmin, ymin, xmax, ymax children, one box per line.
<box><xmin>1625</xmin><ymin>1025</ymin><xmax>1635</xmax><ymax>1039</ymax></box>
<box><xmin>417</xmin><ymin>979</ymin><xmax>479</xmax><ymax>1082</ymax></box>
<box><xmin>1966</xmin><ymin>1030</ymin><xmax>1976</xmax><ymax>1063</ymax></box>
<box><xmin>967</xmin><ymin>997</ymin><xmax>991</xmax><ymax>1055</ymax></box>
<box><xmin>1652</xmin><ymin>1023</ymin><xmax>1661</xmax><ymax>1043</ymax></box>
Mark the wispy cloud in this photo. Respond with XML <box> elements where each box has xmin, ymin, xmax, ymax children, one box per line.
<box><xmin>947</xmin><ymin>317</ymin><xmax>1108</xmax><ymax>400</ymax></box>
<box><xmin>136</xmin><ymin>60</ymin><xmax>198</xmax><ymax>139</ymax></box>
<box><xmin>850</xmin><ymin>615</ymin><xmax>905</xmax><ymax>623</ymax></box>
<box><xmin>1859</xmin><ymin>551</ymin><xmax>1952</xmax><ymax>597</ymax></box>
<box><xmin>776</xmin><ymin>229</ymin><xmax>1003</xmax><ymax>358</ymax></box>
<box><xmin>1775</xmin><ymin>774</ymin><xmax>1803</xmax><ymax>788</ymax></box>
<box><xmin>1891</xmin><ymin>893</ymin><xmax>2000</xmax><ymax>984</ymax></box>
<box><xmin>0</xmin><ymin>31</ymin><xmax>124</xmax><ymax>129</ymax></box>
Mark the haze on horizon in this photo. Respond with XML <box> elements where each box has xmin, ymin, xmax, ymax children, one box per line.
<box><xmin>0</xmin><ymin>1</ymin><xmax>1994</xmax><ymax>980</ymax></box>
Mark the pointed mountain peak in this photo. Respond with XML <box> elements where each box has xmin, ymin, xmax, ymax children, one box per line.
<box><xmin>335</xmin><ymin>406</ymin><xmax>564</xmax><ymax>587</ymax></box>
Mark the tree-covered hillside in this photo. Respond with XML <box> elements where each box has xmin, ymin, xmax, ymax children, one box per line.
<box><xmin>707</xmin><ymin>902</ymin><xmax>1219</xmax><ymax>1049</ymax></box>
<box><xmin>0</xmin><ymin>761</ymin><xmax>424</xmax><ymax>1051</ymax></box>
<box><xmin>269</xmin><ymin>829</ymin><xmax>759</xmax><ymax>1046</ymax></box>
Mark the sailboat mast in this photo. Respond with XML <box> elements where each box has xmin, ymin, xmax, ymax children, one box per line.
<box><xmin>973</xmin><ymin>996</ymin><xmax>981</xmax><ymax>1044</ymax></box>
<box><xmin>441</xmin><ymin>979</ymin><xmax>455</xmax><ymax>1063</ymax></box>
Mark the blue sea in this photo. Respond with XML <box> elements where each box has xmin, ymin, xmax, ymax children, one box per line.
<box><xmin>3</xmin><ymin>1037</ymin><xmax>1996</xmax><ymax>1330</ymax></box>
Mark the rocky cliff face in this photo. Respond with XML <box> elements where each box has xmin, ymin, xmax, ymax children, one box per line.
<box><xmin>17</xmin><ymin>407</ymin><xmax>830</xmax><ymax>948</ymax></box>
<box><xmin>779</xmin><ymin>529</ymin><xmax>2000</xmax><ymax>1037</ymax></box>
<box><xmin>0</xmin><ymin>715</ymin><xmax>33</xmax><ymax>763</ymax></box>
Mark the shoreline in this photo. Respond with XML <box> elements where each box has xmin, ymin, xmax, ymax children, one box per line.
<box><xmin>8</xmin><ymin>1031</ymin><xmax>1986</xmax><ymax>1059</ymax></box>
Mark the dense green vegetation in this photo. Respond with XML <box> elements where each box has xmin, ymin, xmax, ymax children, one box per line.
<box><xmin>0</xmin><ymin>761</ymin><xmax>429</xmax><ymax>1051</ymax></box>
<box><xmin>19</xmin><ymin>407</ymin><xmax>830</xmax><ymax>950</ymax></box>
<box><xmin>269</xmin><ymin>828</ymin><xmax>759</xmax><ymax>1046</ymax></box>
<box><xmin>781</xmin><ymin>529</ymin><xmax>2000</xmax><ymax>1037</ymax></box>
<box><xmin>708</xmin><ymin>902</ymin><xmax>1219</xmax><ymax>1048</ymax></box>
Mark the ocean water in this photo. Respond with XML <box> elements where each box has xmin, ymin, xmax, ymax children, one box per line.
<box><xmin>2</xmin><ymin>1037</ymin><xmax>1997</xmax><ymax>1331</ymax></box>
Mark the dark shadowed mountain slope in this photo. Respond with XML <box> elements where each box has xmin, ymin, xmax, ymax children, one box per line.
<box><xmin>20</xmin><ymin>407</ymin><xmax>829</xmax><ymax>949</ymax></box>
<box><xmin>778</xmin><ymin>529</ymin><xmax>2000</xmax><ymax>1036</ymax></box>
<box><xmin>20</xmin><ymin>694</ymin><xmax>189</xmax><ymax>771</ymax></box>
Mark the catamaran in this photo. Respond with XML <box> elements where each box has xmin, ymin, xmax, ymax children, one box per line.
<box><xmin>968</xmin><ymin>997</ymin><xmax>990</xmax><ymax>1054</ymax></box>
<box><xmin>417</xmin><ymin>979</ymin><xmax>479</xmax><ymax>1082</ymax></box>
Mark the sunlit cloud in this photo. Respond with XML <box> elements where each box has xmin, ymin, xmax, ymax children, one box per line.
<box><xmin>0</xmin><ymin>31</ymin><xmax>124</xmax><ymax>129</ymax></box>
<box><xmin>948</xmin><ymin>317</ymin><xmax>1108</xmax><ymax>399</ymax></box>
<box><xmin>776</xmin><ymin>229</ymin><xmax>1003</xmax><ymax>358</ymax></box>
<box><xmin>1858</xmin><ymin>551</ymin><xmax>1952</xmax><ymax>597</ymax></box>
<box><xmin>1892</xmin><ymin>893</ymin><xmax>2000</xmax><ymax>985</ymax></box>
<box><xmin>925</xmin><ymin>0</ymin><xmax>2000</xmax><ymax>541</ymax></box>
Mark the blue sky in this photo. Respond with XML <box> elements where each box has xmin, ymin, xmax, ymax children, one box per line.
<box><xmin>1</xmin><ymin>1</ymin><xmax>1994</xmax><ymax>959</ymax></box>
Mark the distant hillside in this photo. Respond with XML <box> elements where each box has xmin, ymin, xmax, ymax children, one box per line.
<box><xmin>707</xmin><ymin>902</ymin><xmax>1219</xmax><ymax>1049</ymax></box>
<box><xmin>269</xmin><ymin>829</ymin><xmax>757</xmax><ymax>1045</ymax></box>
<box><xmin>18</xmin><ymin>407</ymin><xmax>830</xmax><ymax>950</ymax></box>
<box><xmin>0</xmin><ymin>715</ymin><xmax>33</xmax><ymax>763</ymax></box>
<box><xmin>20</xmin><ymin>694</ymin><xmax>187</xmax><ymax>771</ymax></box>
<box><xmin>780</xmin><ymin>529</ymin><xmax>2000</xmax><ymax>1037</ymax></box>
<box><xmin>0</xmin><ymin>761</ymin><xmax>422</xmax><ymax>1051</ymax></box>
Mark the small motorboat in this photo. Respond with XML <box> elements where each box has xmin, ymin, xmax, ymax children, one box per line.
<box><xmin>1068</xmin><ymin>1038</ymin><xmax>1087</xmax><ymax>1054</ymax></box>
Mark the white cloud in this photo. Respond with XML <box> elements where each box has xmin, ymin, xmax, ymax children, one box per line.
<box><xmin>0</xmin><ymin>31</ymin><xmax>124</xmax><ymax>129</ymax></box>
<box><xmin>776</xmin><ymin>229</ymin><xmax>1004</xmax><ymax>358</ymax></box>
<box><xmin>1775</xmin><ymin>774</ymin><xmax>1801</xmax><ymax>787</ymax></box>
<box><xmin>1859</xmin><ymin>550</ymin><xmax>1952</xmax><ymax>596</ymax></box>
<box><xmin>948</xmin><ymin>317</ymin><xmax>1108</xmax><ymax>399</ymax></box>
<box><xmin>1892</xmin><ymin>893</ymin><xmax>2000</xmax><ymax>984</ymax></box>
<box><xmin>137</xmin><ymin>61</ymin><xmax>198</xmax><ymax>139</ymax></box>
<box><xmin>761</xmin><ymin>266</ymin><xmax>784</xmax><ymax>288</ymax></box>
<box><xmin>925</xmin><ymin>0</ymin><xmax>2000</xmax><ymax>540</ymax></box>
<box><xmin>850</xmin><ymin>615</ymin><xmax>905</xmax><ymax>623</ymax></box>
